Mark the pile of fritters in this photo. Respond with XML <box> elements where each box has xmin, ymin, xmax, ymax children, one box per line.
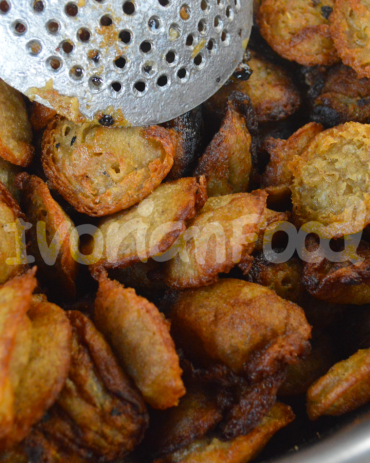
<box><xmin>1</xmin><ymin>1</ymin><xmax>370</xmax><ymax>462</ymax></box>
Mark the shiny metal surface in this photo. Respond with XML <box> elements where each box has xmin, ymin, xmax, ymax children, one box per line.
<box><xmin>0</xmin><ymin>0</ymin><xmax>252</xmax><ymax>125</ymax></box>
<box><xmin>268</xmin><ymin>406</ymin><xmax>370</xmax><ymax>463</ymax></box>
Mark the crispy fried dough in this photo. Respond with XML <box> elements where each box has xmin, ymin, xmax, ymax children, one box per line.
<box><xmin>34</xmin><ymin>311</ymin><xmax>148</xmax><ymax>462</ymax></box>
<box><xmin>0</xmin><ymin>269</ymin><xmax>37</xmax><ymax>438</ymax></box>
<box><xmin>16</xmin><ymin>173</ymin><xmax>78</xmax><ymax>299</ymax></box>
<box><xmin>29</xmin><ymin>102</ymin><xmax>57</xmax><ymax>132</ymax></box>
<box><xmin>195</xmin><ymin>102</ymin><xmax>252</xmax><ymax>197</ymax></box>
<box><xmin>158</xmin><ymin>192</ymin><xmax>267</xmax><ymax>289</ymax></box>
<box><xmin>205</xmin><ymin>51</ymin><xmax>301</xmax><ymax>124</ymax></box>
<box><xmin>262</xmin><ymin>122</ymin><xmax>324</xmax><ymax>207</ymax></box>
<box><xmin>95</xmin><ymin>275</ymin><xmax>185</xmax><ymax>409</ymax></box>
<box><xmin>0</xmin><ymin>159</ymin><xmax>21</xmax><ymax>203</ymax></box>
<box><xmin>258</xmin><ymin>0</ymin><xmax>339</xmax><ymax>66</ymax></box>
<box><xmin>0</xmin><ymin>183</ymin><xmax>27</xmax><ymax>284</ymax></box>
<box><xmin>304</xmin><ymin>64</ymin><xmax>370</xmax><ymax>126</ymax></box>
<box><xmin>303</xmin><ymin>240</ymin><xmax>370</xmax><ymax>305</ymax></box>
<box><xmin>144</xmin><ymin>382</ymin><xmax>222</xmax><ymax>458</ymax></box>
<box><xmin>331</xmin><ymin>0</ymin><xmax>370</xmax><ymax>79</ymax></box>
<box><xmin>89</xmin><ymin>177</ymin><xmax>201</xmax><ymax>275</ymax></box>
<box><xmin>42</xmin><ymin>117</ymin><xmax>175</xmax><ymax>216</ymax></box>
<box><xmin>307</xmin><ymin>348</ymin><xmax>370</xmax><ymax>420</ymax></box>
<box><xmin>0</xmin><ymin>80</ymin><xmax>34</xmax><ymax>167</ymax></box>
<box><xmin>154</xmin><ymin>403</ymin><xmax>294</xmax><ymax>463</ymax></box>
<box><xmin>289</xmin><ymin>122</ymin><xmax>370</xmax><ymax>238</ymax></box>
<box><xmin>169</xmin><ymin>279</ymin><xmax>311</xmax><ymax>382</ymax></box>
<box><xmin>0</xmin><ymin>298</ymin><xmax>72</xmax><ymax>450</ymax></box>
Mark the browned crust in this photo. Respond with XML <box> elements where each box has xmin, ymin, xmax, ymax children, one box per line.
<box><xmin>307</xmin><ymin>348</ymin><xmax>370</xmax><ymax>420</ymax></box>
<box><xmin>0</xmin><ymin>139</ymin><xmax>34</xmax><ymax>168</ymax></box>
<box><xmin>331</xmin><ymin>0</ymin><xmax>370</xmax><ymax>79</ymax></box>
<box><xmin>41</xmin><ymin>117</ymin><xmax>175</xmax><ymax>217</ymax></box>
<box><xmin>95</xmin><ymin>275</ymin><xmax>185</xmax><ymax>409</ymax></box>
<box><xmin>90</xmin><ymin>177</ymin><xmax>200</xmax><ymax>277</ymax></box>
<box><xmin>0</xmin><ymin>181</ymin><xmax>24</xmax><ymax>222</ymax></box>
<box><xmin>16</xmin><ymin>173</ymin><xmax>78</xmax><ymax>299</ymax></box>
<box><xmin>29</xmin><ymin>102</ymin><xmax>57</xmax><ymax>132</ymax></box>
<box><xmin>0</xmin><ymin>269</ymin><xmax>37</xmax><ymax>439</ymax></box>
<box><xmin>258</xmin><ymin>0</ymin><xmax>339</xmax><ymax>66</ymax></box>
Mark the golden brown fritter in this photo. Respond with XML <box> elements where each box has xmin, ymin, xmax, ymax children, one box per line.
<box><xmin>34</xmin><ymin>311</ymin><xmax>148</xmax><ymax>462</ymax></box>
<box><xmin>279</xmin><ymin>333</ymin><xmax>336</xmax><ymax>397</ymax></box>
<box><xmin>154</xmin><ymin>403</ymin><xmax>294</xmax><ymax>463</ymax></box>
<box><xmin>0</xmin><ymin>297</ymin><xmax>72</xmax><ymax>451</ymax></box>
<box><xmin>195</xmin><ymin>101</ymin><xmax>252</xmax><ymax>197</ymax></box>
<box><xmin>253</xmin><ymin>209</ymin><xmax>290</xmax><ymax>255</ymax></box>
<box><xmin>89</xmin><ymin>177</ymin><xmax>201</xmax><ymax>276</ymax></box>
<box><xmin>0</xmin><ymin>80</ymin><xmax>34</xmax><ymax>167</ymax></box>
<box><xmin>16</xmin><ymin>174</ymin><xmax>78</xmax><ymax>300</ymax></box>
<box><xmin>169</xmin><ymin>279</ymin><xmax>311</xmax><ymax>382</ymax></box>
<box><xmin>0</xmin><ymin>269</ymin><xmax>37</xmax><ymax>439</ymax></box>
<box><xmin>205</xmin><ymin>51</ymin><xmax>301</xmax><ymax>123</ymax></box>
<box><xmin>29</xmin><ymin>102</ymin><xmax>57</xmax><ymax>132</ymax></box>
<box><xmin>95</xmin><ymin>275</ymin><xmax>185</xmax><ymax>409</ymax></box>
<box><xmin>331</xmin><ymin>0</ymin><xmax>370</xmax><ymax>79</ymax></box>
<box><xmin>303</xmin><ymin>239</ymin><xmax>370</xmax><ymax>305</ymax></box>
<box><xmin>258</xmin><ymin>0</ymin><xmax>339</xmax><ymax>66</ymax></box>
<box><xmin>304</xmin><ymin>64</ymin><xmax>370</xmax><ymax>126</ymax></box>
<box><xmin>289</xmin><ymin>122</ymin><xmax>370</xmax><ymax>238</ymax></box>
<box><xmin>158</xmin><ymin>192</ymin><xmax>267</xmax><ymax>289</ymax></box>
<box><xmin>163</xmin><ymin>108</ymin><xmax>203</xmax><ymax>181</ymax></box>
<box><xmin>262</xmin><ymin>122</ymin><xmax>324</xmax><ymax>207</ymax></box>
<box><xmin>307</xmin><ymin>348</ymin><xmax>370</xmax><ymax>420</ymax></box>
<box><xmin>0</xmin><ymin>159</ymin><xmax>21</xmax><ymax>203</ymax></box>
<box><xmin>0</xmin><ymin>182</ymin><xmax>27</xmax><ymax>284</ymax></box>
<box><xmin>144</xmin><ymin>381</ymin><xmax>222</xmax><ymax>458</ymax></box>
<box><xmin>42</xmin><ymin>117</ymin><xmax>175</xmax><ymax>216</ymax></box>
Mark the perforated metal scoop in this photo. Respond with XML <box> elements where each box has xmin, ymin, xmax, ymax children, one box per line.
<box><xmin>0</xmin><ymin>0</ymin><xmax>252</xmax><ymax>126</ymax></box>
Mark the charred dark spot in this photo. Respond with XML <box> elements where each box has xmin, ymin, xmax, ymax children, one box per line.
<box><xmin>70</xmin><ymin>136</ymin><xmax>76</xmax><ymax>146</ymax></box>
<box><xmin>321</xmin><ymin>6</ymin><xmax>333</xmax><ymax>20</ymax></box>
<box><xmin>56</xmin><ymin>143</ymin><xmax>60</xmax><ymax>149</ymax></box>
<box><xmin>111</xmin><ymin>407</ymin><xmax>122</xmax><ymax>416</ymax></box>
<box><xmin>311</xmin><ymin>105</ymin><xmax>342</xmax><ymax>128</ymax></box>
<box><xmin>99</xmin><ymin>115</ymin><xmax>114</xmax><ymax>126</ymax></box>
<box><xmin>216</xmin><ymin>77</ymin><xmax>221</xmax><ymax>83</ymax></box>
<box><xmin>357</xmin><ymin>97</ymin><xmax>370</xmax><ymax>107</ymax></box>
<box><xmin>233</xmin><ymin>62</ymin><xmax>252</xmax><ymax>81</ymax></box>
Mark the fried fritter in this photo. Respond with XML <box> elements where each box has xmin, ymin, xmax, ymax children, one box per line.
<box><xmin>279</xmin><ymin>333</ymin><xmax>336</xmax><ymax>397</ymax></box>
<box><xmin>331</xmin><ymin>0</ymin><xmax>370</xmax><ymax>79</ymax></box>
<box><xmin>0</xmin><ymin>269</ymin><xmax>37</xmax><ymax>438</ymax></box>
<box><xmin>289</xmin><ymin>122</ymin><xmax>370</xmax><ymax>238</ymax></box>
<box><xmin>258</xmin><ymin>0</ymin><xmax>339</xmax><ymax>66</ymax></box>
<box><xmin>169</xmin><ymin>279</ymin><xmax>311</xmax><ymax>382</ymax></box>
<box><xmin>205</xmin><ymin>51</ymin><xmax>301</xmax><ymax>124</ymax></box>
<box><xmin>144</xmin><ymin>382</ymin><xmax>222</xmax><ymax>458</ymax></box>
<box><xmin>154</xmin><ymin>403</ymin><xmax>294</xmax><ymax>463</ymax></box>
<box><xmin>307</xmin><ymin>348</ymin><xmax>370</xmax><ymax>420</ymax></box>
<box><xmin>163</xmin><ymin>107</ymin><xmax>203</xmax><ymax>180</ymax></box>
<box><xmin>89</xmin><ymin>177</ymin><xmax>201</xmax><ymax>276</ymax></box>
<box><xmin>0</xmin><ymin>159</ymin><xmax>21</xmax><ymax>203</ymax></box>
<box><xmin>248</xmin><ymin>253</ymin><xmax>307</xmax><ymax>303</ymax></box>
<box><xmin>303</xmin><ymin>240</ymin><xmax>370</xmax><ymax>305</ymax></box>
<box><xmin>16</xmin><ymin>174</ymin><xmax>78</xmax><ymax>300</ymax></box>
<box><xmin>0</xmin><ymin>182</ymin><xmax>27</xmax><ymax>284</ymax></box>
<box><xmin>158</xmin><ymin>192</ymin><xmax>267</xmax><ymax>289</ymax></box>
<box><xmin>262</xmin><ymin>122</ymin><xmax>324</xmax><ymax>207</ymax></box>
<box><xmin>29</xmin><ymin>102</ymin><xmax>57</xmax><ymax>132</ymax></box>
<box><xmin>0</xmin><ymin>297</ymin><xmax>72</xmax><ymax>450</ymax></box>
<box><xmin>34</xmin><ymin>311</ymin><xmax>148</xmax><ymax>462</ymax></box>
<box><xmin>0</xmin><ymin>80</ymin><xmax>34</xmax><ymax>167</ymax></box>
<box><xmin>42</xmin><ymin>117</ymin><xmax>175</xmax><ymax>216</ymax></box>
<box><xmin>253</xmin><ymin>209</ymin><xmax>290</xmax><ymax>255</ymax></box>
<box><xmin>304</xmin><ymin>64</ymin><xmax>370</xmax><ymax>126</ymax></box>
<box><xmin>195</xmin><ymin>101</ymin><xmax>253</xmax><ymax>197</ymax></box>
<box><xmin>95</xmin><ymin>275</ymin><xmax>185</xmax><ymax>409</ymax></box>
